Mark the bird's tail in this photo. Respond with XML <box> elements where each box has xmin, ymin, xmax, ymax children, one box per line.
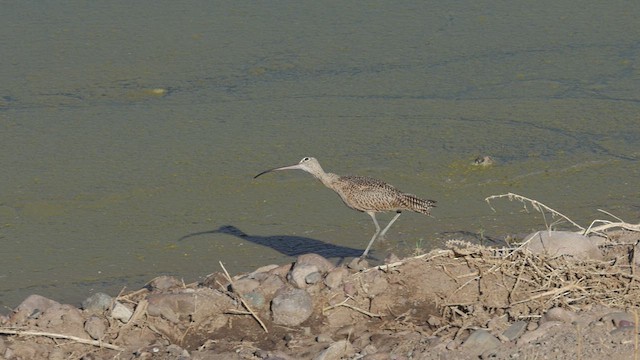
<box><xmin>402</xmin><ymin>194</ymin><xmax>437</xmax><ymax>215</ymax></box>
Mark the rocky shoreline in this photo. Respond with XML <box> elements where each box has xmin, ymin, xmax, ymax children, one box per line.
<box><xmin>0</xmin><ymin>229</ymin><xmax>639</xmax><ymax>359</ymax></box>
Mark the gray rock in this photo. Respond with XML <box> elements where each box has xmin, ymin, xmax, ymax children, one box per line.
<box><xmin>523</xmin><ymin>231</ymin><xmax>604</xmax><ymax>260</ymax></box>
<box><xmin>518</xmin><ymin>321</ymin><xmax>562</xmax><ymax>345</ymax></box>
<box><xmin>251</xmin><ymin>264</ymin><xmax>280</xmax><ymax>275</ymax></box>
<box><xmin>81</xmin><ymin>292</ymin><xmax>113</xmax><ymax>314</ymax></box>
<box><xmin>313</xmin><ymin>340</ymin><xmax>354</xmax><ymax>360</ymax></box>
<box><xmin>146</xmin><ymin>288</ymin><xmax>233</xmax><ymax>327</ymax></box>
<box><xmin>316</xmin><ymin>333</ymin><xmax>334</xmax><ymax>343</ymax></box>
<box><xmin>462</xmin><ymin>329</ymin><xmax>501</xmax><ymax>357</ymax></box>
<box><xmin>268</xmin><ymin>263</ymin><xmax>294</xmax><ymax>278</ymax></box>
<box><xmin>324</xmin><ymin>267</ymin><xmax>349</xmax><ymax>289</ymax></box>
<box><xmin>542</xmin><ymin>307</ymin><xmax>577</xmax><ymax>324</ymax></box>
<box><xmin>289</xmin><ymin>264</ymin><xmax>320</xmax><ymax>288</ymax></box>
<box><xmin>167</xmin><ymin>344</ymin><xmax>189</xmax><ymax>357</ymax></box>
<box><xmin>37</xmin><ymin>304</ymin><xmax>86</xmax><ymax>338</ymax></box>
<box><xmin>84</xmin><ymin>315</ymin><xmax>107</xmax><ymax>340</ymax></box>
<box><xmin>446</xmin><ymin>340</ymin><xmax>460</xmax><ymax>350</ymax></box>
<box><xmin>9</xmin><ymin>294</ymin><xmax>61</xmax><ymax>324</ymax></box>
<box><xmin>233</xmin><ymin>277</ymin><xmax>260</xmax><ymax>294</ymax></box>
<box><xmin>611</xmin><ymin>326</ymin><xmax>636</xmax><ymax>337</ymax></box>
<box><xmin>427</xmin><ymin>315</ymin><xmax>442</xmax><ymax>327</ymax></box>
<box><xmin>295</xmin><ymin>253</ymin><xmax>335</xmax><ymax>273</ymax></box>
<box><xmin>110</xmin><ymin>301</ymin><xmax>133</xmax><ymax>323</ymax></box>
<box><xmin>148</xmin><ymin>276</ymin><xmax>183</xmax><ymax>291</ymax></box>
<box><xmin>258</xmin><ymin>350</ymin><xmax>296</xmax><ymax>360</ymax></box>
<box><xmin>502</xmin><ymin>321</ymin><xmax>528</xmax><ymax>341</ymax></box>
<box><xmin>260</xmin><ymin>274</ymin><xmax>287</xmax><ymax>297</ymax></box>
<box><xmin>601</xmin><ymin>312</ymin><xmax>634</xmax><ymax>328</ymax></box>
<box><xmin>271</xmin><ymin>287</ymin><xmax>313</xmax><ymax>326</ymax></box>
<box><xmin>305</xmin><ymin>271</ymin><xmax>322</xmax><ymax>285</ymax></box>
<box><xmin>244</xmin><ymin>291</ymin><xmax>266</xmax><ymax>309</ymax></box>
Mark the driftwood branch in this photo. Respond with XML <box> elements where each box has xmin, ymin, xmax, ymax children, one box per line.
<box><xmin>584</xmin><ymin>210</ymin><xmax>640</xmax><ymax>235</ymax></box>
<box><xmin>0</xmin><ymin>328</ymin><xmax>124</xmax><ymax>351</ymax></box>
<box><xmin>485</xmin><ymin>192</ymin><xmax>585</xmax><ymax>231</ymax></box>
<box><xmin>486</xmin><ymin>193</ymin><xmax>640</xmax><ymax>238</ymax></box>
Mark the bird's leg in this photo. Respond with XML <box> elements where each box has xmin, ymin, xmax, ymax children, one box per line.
<box><xmin>379</xmin><ymin>211</ymin><xmax>402</xmax><ymax>239</ymax></box>
<box><xmin>361</xmin><ymin>212</ymin><xmax>381</xmax><ymax>258</ymax></box>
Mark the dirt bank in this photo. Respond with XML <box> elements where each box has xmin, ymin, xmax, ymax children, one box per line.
<box><xmin>0</xmin><ymin>229</ymin><xmax>639</xmax><ymax>359</ymax></box>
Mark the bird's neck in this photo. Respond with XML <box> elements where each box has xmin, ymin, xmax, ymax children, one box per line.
<box><xmin>310</xmin><ymin>170</ymin><xmax>340</xmax><ymax>188</ymax></box>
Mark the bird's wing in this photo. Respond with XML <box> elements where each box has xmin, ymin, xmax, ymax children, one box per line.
<box><xmin>333</xmin><ymin>175</ymin><xmax>405</xmax><ymax>212</ymax></box>
<box><xmin>338</xmin><ymin>175</ymin><xmax>396</xmax><ymax>191</ymax></box>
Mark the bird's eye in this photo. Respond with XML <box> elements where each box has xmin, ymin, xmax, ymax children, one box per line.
<box><xmin>302</xmin><ymin>157</ymin><xmax>310</xmax><ymax>162</ymax></box>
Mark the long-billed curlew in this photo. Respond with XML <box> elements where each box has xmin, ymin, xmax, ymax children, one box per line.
<box><xmin>254</xmin><ymin>157</ymin><xmax>436</xmax><ymax>258</ymax></box>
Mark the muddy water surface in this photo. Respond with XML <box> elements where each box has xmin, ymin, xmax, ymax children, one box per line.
<box><xmin>1</xmin><ymin>2</ymin><xmax>638</xmax><ymax>310</ymax></box>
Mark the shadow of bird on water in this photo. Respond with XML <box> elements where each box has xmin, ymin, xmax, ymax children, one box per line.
<box><xmin>179</xmin><ymin>225</ymin><xmax>364</xmax><ymax>259</ymax></box>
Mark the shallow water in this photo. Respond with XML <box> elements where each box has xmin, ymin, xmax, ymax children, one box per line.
<box><xmin>1</xmin><ymin>2</ymin><xmax>638</xmax><ymax>310</ymax></box>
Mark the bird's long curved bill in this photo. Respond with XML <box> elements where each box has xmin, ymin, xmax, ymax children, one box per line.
<box><xmin>254</xmin><ymin>163</ymin><xmax>304</xmax><ymax>178</ymax></box>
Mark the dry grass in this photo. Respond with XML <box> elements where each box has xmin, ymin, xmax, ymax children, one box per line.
<box><xmin>445</xmin><ymin>240</ymin><xmax>638</xmax><ymax>314</ymax></box>
<box><xmin>427</xmin><ymin>192</ymin><xmax>640</xmax><ymax>327</ymax></box>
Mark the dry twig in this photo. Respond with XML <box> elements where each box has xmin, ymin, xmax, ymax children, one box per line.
<box><xmin>585</xmin><ymin>219</ymin><xmax>640</xmax><ymax>235</ymax></box>
<box><xmin>509</xmin><ymin>282</ymin><xmax>583</xmax><ymax>306</ymax></box>
<box><xmin>363</xmin><ymin>250</ymin><xmax>452</xmax><ymax>273</ymax></box>
<box><xmin>0</xmin><ymin>328</ymin><xmax>124</xmax><ymax>351</ymax></box>
<box><xmin>323</xmin><ymin>296</ymin><xmax>382</xmax><ymax>318</ymax></box>
<box><xmin>219</xmin><ymin>261</ymin><xmax>268</xmax><ymax>333</ymax></box>
<box><xmin>485</xmin><ymin>192</ymin><xmax>585</xmax><ymax>231</ymax></box>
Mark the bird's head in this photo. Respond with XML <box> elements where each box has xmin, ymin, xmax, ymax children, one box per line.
<box><xmin>254</xmin><ymin>157</ymin><xmax>324</xmax><ymax>178</ymax></box>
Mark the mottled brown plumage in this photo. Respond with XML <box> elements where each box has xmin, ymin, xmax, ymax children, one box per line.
<box><xmin>331</xmin><ymin>175</ymin><xmax>435</xmax><ymax>215</ymax></box>
<box><xmin>254</xmin><ymin>157</ymin><xmax>436</xmax><ymax>257</ymax></box>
